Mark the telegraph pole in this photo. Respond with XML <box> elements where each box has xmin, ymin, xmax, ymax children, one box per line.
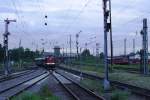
<box><xmin>124</xmin><ymin>38</ymin><xmax>127</xmax><ymax>55</ymax></box>
<box><xmin>109</xmin><ymin>0</ymin><xmax>113</xmax><ymax>66</ymax></box>
<box><xmin>69</xmin><ymin>35</ymin><xmax>72</xmax><ymax>65</ymax></box>
<box><xmin>140</xmin><ymin>18</ymin><xmax>148</xmax><ymax>75</ymax></box>
<box><xmin>76</xmin><ymin>33</ymin><xmax>79</xmax><ymax>59</ymax></box>
<box><xmin>19</xmin><ymin>39</ymin><xmax>22</xmax><ymax>68</ymax></box>
<box><xmin>85</xmin><ymin>43</ymin><xmax>87</xmax><ymax>50</ymax></box>
<box><xmin>133</xmin><ymin>39</ymin><xmax>135</xmax><ymax>54</ymax></box>
<box><xmin>65</xmin><ymin>47</ymin><xmax>68</xmax><ymax>65</ymax></box>
<box><xmin>102</xmin><ymin>0</ymin><xmax>111</xmax><ymax>90</ymax></box>
<box><xmin>3</xmin><ymin>18</ymin><xmax>16</xmax><ymax>75</ymax></box>
<box><xmin>96</xmin><ymin>43</ymin><xmax>99</xmax><ymax>67</ymax></box>
<box><xmin>79</xmin><ymin>47</ymin><xmax>83</xmax><ymax>79</ymax></box>
<box><xmin>62</xmin><ymin>44</ymin><xmax>64</xmax><ymax>57</ymax></box>
<box><xmin>76</xmin><ymin>30</ymin><xmax>82</xmax><ymax>60</ymax></box>
<box><xmin>40</xmin><ymin>39</ymin><xmax>44</xmax><ymax>55</ymax></box>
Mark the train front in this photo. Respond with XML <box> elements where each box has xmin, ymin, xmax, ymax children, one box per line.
<box><xmin>45</xmin><ymin>56</ymin><xmax>57</xmax><ymax>70</ymax></box>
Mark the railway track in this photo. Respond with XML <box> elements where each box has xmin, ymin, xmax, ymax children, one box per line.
<box><xmin>0</xmin><ymin>70</ymin><xmax>36</xmax><ymax>83</ymax></box>
<box><xmin>0</xmin><ymin>66</ymin><xmax>38</xmax><ymax>77</ymax></box>
<box><xmin>53</xmin><ymin>71</ymin><xmax>105</xmax><ymax>100</ymax></box>
<box><xmin>0</xmin><ymin>70</ymin><xmax>30</xmax><ymax>78</ymax></box>
<box><xmin>0</xmin><ymin>69</ymin><xmax>49</xmax><ymax>100</ymax></box>
<box><xmin>57</xmin><ymin>66</ymin><xmax>150</xmax><ymax>98</ymax></box>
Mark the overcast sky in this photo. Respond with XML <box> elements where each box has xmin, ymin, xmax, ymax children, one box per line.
<box><xmin>0</xmin><ymin>0</ymin><xmax>150</xmax><ymax>55</ymax></box>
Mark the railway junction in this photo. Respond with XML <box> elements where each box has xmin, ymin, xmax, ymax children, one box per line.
<box><xmin>0</xmin><ymin>0</ymin><xmax>150</xmax><ymax>100</ymax></box>
<box><xmin>0</xmin><ymin>65</ymin><xmax>150</xmax><ymax>100</ymax></box>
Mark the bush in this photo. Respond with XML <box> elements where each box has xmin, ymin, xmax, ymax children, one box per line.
<box><xmin>12</xmin><ymin>92</ymin><xmax>41</xmax><ymax>100</ymax></box>
<box><xmin>12</xmin><ymin>85</ymin><xmax>59</xmax><ymax>100</ymax></box>
<box><xmin>39</xmin><ymin>85</ymin><xmax>52</xmax><ymax>97</ymax></box>
<box><xmin>111</xmin><ymin>90</ymin><xmax>130</xmax><ymax>100</ymax></box>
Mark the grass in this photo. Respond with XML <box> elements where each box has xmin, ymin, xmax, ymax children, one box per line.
<box><xmin>12</xmin><ymin>85</ymin><xmax>59</xmax><ymax>100</ymax></box>
<box><xmin>62</xmin><ymin>63</ymin><xmax>104</xmax><ymax>73</ymax></box>
<box><xmin>80</xmin><ymin>78</ymin><xmax>104</xmax><ymax>94</ymax></box>
<box><xmin>72</xmin><ymin>62</ymin><xmax>141</xmax><ymax>70</ymax></box>
<box><xmin>0</xmin><ymin>61</ymin><xmax>35</xmax><ymax>75</ymax></box>
<box><xmin>62</xmin><ymin>63</ymin><xmax>150</xmax><ymax>90</ymax></box>
<box><xmin>83</xmin><ymin>65</ymin><xmax>150</xmax><ymax>90</ymax></box>
<box><xmin>80</xmin><ymin>77</ymin><xmax>130</xmax><ymax>100</ymax></box>
<box><xmin>12</xmin><ymin>92</ymin><xmax>41</xmax><ymax>100</ymax></box>
<box><xmin>12</xmin><ymin>61</ymin><xmax>34</xmax><ymax>68</ymax></box>
<box><xmin>73</xmin><ymin>57</ymin><xmax>150</xmax><ymax>71</ymax></box>
<box><xmin>80</xmin><ymin>65</ymin><xmax>104</xmax><ymax>73</ymax></box>
<box><xmin>0</xmin><ymin>61</ymin><xmax>35</xmax><ymax>74</ymax></box>
<box><xmin>109</xmin><ymin>72</ymin><xmax>150</xmax><ymax>89</ymax></box>
<box><xmin>72</xmin><ymin>56</ymin><xmax>103</xmax><ymax>66</ymax></box>
<box><xmin>0</xmin><ymin>63</ymin><xmax>3</xmax><ymax>69</ymax></box>
<box><xmin>111</xmin><ymin>89</ymin><xmax>130</xmax><ymax>100</ymax></box>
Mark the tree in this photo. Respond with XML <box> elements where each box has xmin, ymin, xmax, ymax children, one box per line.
<box><xmin>9</xmin><ymin>47</ymin><xmax>40</xmax><ymax>62</ymax></box>
<box><xmin>100</xmin><ymin>52</ymin><xmax>104</xmax><ymax>59</ymax></box>
<box><xmin>81</xmin><ymin>49</ymin><xmax>90</xmax><ymax>57</ymax></box>
<box><xmin>0</xmin><ymin>44</ymin><xmax>41</xmax><ymax>63</ymax></box>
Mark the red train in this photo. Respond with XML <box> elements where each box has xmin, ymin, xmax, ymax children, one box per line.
<box><xmin>111</xmin><ymin>56</ymin><xmax>129</xmax><ymax>65</ymax></box>
<box><xmin>110</xmin><ymin>56</ymin><xmax>150</xmax><ymax>65</ymax></box>
<box><xmin>35</xmin><ymin>55</ymin><xmax>58</xmax><ymax>70</ymax></box>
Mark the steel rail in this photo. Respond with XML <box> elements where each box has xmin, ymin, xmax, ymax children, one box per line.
<box><xmin>9</xmin><ymin>72</ymin><xmax>49</xmax><ymax>99</ymax></box>
<box><xmin>0</xmin><ymin>70</ymin><xmax>36</xmax><ymax>83</ymax></box>
<box><xmin>54</xmin><ymin>71</ymin><xmax>105</xmax><ymax>100</ymax></box>
<box><xmin>52</xmin><ymin>72</ymin><xmax>79</xmax><ymax>100</ymax></box>
<box><xmin>58</xmin><ymin>66</ymin><xmax>150</xmax><ymax>98</ymax></box>
<box><xmin>0</xmin><ymin>71</ymin><xmax>47</xmax><ymax>94</ymax></box>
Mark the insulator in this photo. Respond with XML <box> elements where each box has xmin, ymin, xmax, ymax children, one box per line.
<box><xmin>7</xmin><ymin>22</ymin><xmax>10</xmax><ymax>24</ymax></box>
<box><xmin>105</xmin><ymin>10</ymin><xmax>110</xmax><ymax>18</ymax></box>
<box><xmin>45</xmin><ymin>15</ymin><xmax>47</xmax><ymax>18</ymax></box>
<box><xmin>45</xmin><ymin>23</ymin><xmax>47</xmax><ymax>26</ymax></box>
<box><xmin>140</xmin><ymin>30</ymin><xmax>144</xmax><ymax>35</ymax></box>
<box><xmin>76</xmin><ymin>34</ymin><xmax>79</xmax><ymax>37</ymax></box>
<box><xmin>7</xmin><ymin>32</ymin><xmax>10</xmax><ymax>35</ymax></box>
<box><xmin>106</xmin><ymin>23</ymin><xmax>111</xmax><ymax>32</ymax></box>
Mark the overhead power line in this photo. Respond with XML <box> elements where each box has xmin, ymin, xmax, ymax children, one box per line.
<box><xmin>10</xmin><ymin>0</ymin><xmax>39</xmax><ymax>46</ymax></box>
<box><xmin>63</xmin><ymin>0</ymin><xmax>92</xmax><ymax>34</ymax></box>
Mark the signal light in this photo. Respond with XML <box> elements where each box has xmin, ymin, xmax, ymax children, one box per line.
<box><xmin>106</xmin><ymin>23</ymin><xmax>111</xmax><ymax>32</ymax></box>
<box><xmin>140</xmin><ymin>30</ymin><xmax>144</xmax><ymax>35</ymax></box>
<box><xmin>45</xmin><ymin>23</ymin><xmax>47</xmax><ymax>26</ymax></box>
<box><xmin>45</xmin><ymin>15</ymin><xmax>47</xmax><ymax>18</ymax></box>
<box><xmin>105</xmin><ymin>10</ymin><xmax>110</xmax><ymax>18</ymax></box>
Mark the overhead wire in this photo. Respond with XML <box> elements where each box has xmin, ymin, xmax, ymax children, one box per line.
<box><xmin>113</xmin><ymin>3</ymin><xmax>150</xmax><ymax>32</ymax></box>
<box><xmin>58</xmin><ymin>1</ymin><xmax>74</xmax><ymax>34</ymax></box>
<box><xmin>7</xmin><ymin>0</ymin><xmax>150</xmax><ymax>52</ymax></box>
<box><xmin>63</xmin><ymin>0</ymin><xmax>92</xmax><ymax>35</ymax></box>
<box><xmin>45</xmin><ymin>0</ymin><xmax>94</xmax><ymax>50</ymax></box>
<box><xmin>10</xmin><ymin>0</ymin><xmax>37</xmax><ymax>49</ymax></box>
<box><xmin>12</xmin><ymin>0</ymin><xmax>39</xmax><ymax>49</ymax></box>
<box><xmin>10</xmin><ymin>0</ymin><xmax>31</xmax><ymax>37</ymax></box>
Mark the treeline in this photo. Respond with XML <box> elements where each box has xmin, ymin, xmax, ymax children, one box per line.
<box><xmin>0</xmin><ymin>44</ymin><xmax>40</xmax><ymax>63</ymax></box>
<box><xmin>81</xmin><ymin>49</ymin><xmax>104</xmax><ymax>59</ymax></box>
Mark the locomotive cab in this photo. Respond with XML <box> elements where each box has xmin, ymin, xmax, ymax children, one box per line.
<box><xmin>45</xmin><ymin>56</ymin><xmax>56</xmax><ymax>70</ymax></box>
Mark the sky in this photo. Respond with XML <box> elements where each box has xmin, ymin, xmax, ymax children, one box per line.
<box><xmin>0</xmin><ymin>0</ymin><xmax>150</xmax><ymax>56</ymax></box>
